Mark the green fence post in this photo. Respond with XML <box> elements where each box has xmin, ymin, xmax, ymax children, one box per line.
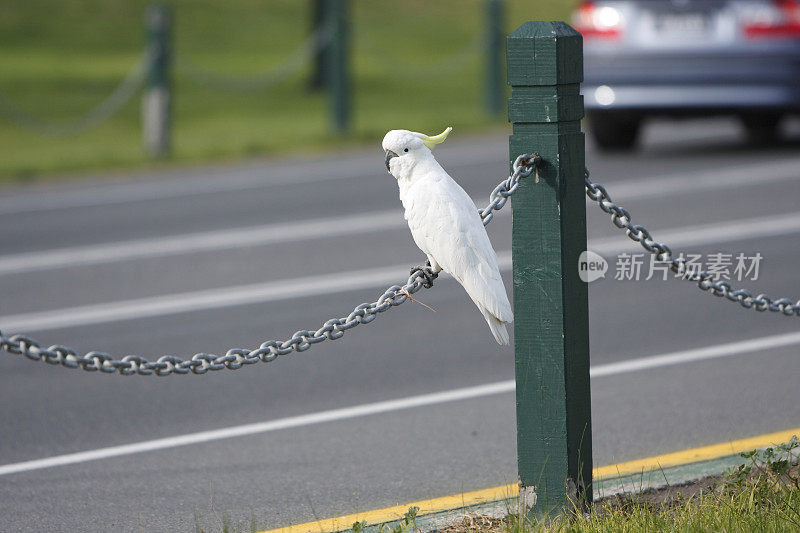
<box><xmin>308</xmin><ymin>0</ymin><xmax>328</xmax><ymax>91</ymax></box>
<box><xmin>485</xmin><ymin>0</ymin><xmax>505</xmax><ymax>116</ymax></box>
<box><xmin>143</xmin><ymin>3</ymin><xmax>172</xmax><ymax>158</ymax></box>
<box><xmin>325</xmin><ymin>0</ymin><xmax>350</xmax><ymax>133</ymax></box>
<box><xmin>507</xmin><ymin>21</ymin><xmax>592</xmax><ymax>515</ymax></box>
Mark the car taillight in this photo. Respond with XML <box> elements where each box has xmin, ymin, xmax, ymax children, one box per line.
<box><xmin>743</xmin><ymin>0</ymin><xmax>800</xmax><ymax>39</ymax></box>
<box><xmin>573</xmin><ymin>2</ymin><xmax>623</xmax><ymax>40</ymax></box>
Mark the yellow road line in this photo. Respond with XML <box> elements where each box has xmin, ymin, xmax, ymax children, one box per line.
<box><xmin>594</xmin><ymin>426</ymin><xmax>799</xmax><ymax>479</ymax></box>
<box><xmin>261</xmin><ymin>426</ymin><xmax>800</xmax><ymax>533</ymax></box>
<box><xmin>262</xmin><ymin>484</ymin><xmax>519</xmax><ymax>533</ymax></box>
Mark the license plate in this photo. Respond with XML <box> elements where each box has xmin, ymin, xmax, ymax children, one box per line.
<box><xmin>654</xmin><ymin>13</ymin><xmax>709</xmax><ymax>33</ymax></box>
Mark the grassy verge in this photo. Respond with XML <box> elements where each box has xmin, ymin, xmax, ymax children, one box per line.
<box><xmin>0</xmin><ymin>0</ymin><xmax>573</xmax><ymax>182</ymax></box>
<box><xmin>437</xmin><ymin>438</ymin><xmax>800</xmax><ymax>533</ymax></box>
<box><xmin>188</xmin><ymin>438</ymin><xmax>800</xmax><ymax>532</ymax></box>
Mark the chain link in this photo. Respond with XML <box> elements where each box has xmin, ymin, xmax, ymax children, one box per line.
<box><xmin>176</xmin><ymin>26</ymin><xmax>331</xmax><ymax>93</ymax></box>
<box><xmin>0</xmin><ymin>154</ymin><xmax>538</xmax><ymax>376</ymax></box>
<box><xmin>0</xmin><ymin>53</ymin><xmax>147</xmax><ymax>137</ymax></box>
<box><xmin>585</xmin><ymin>170</ymin><xmax>800</xmax><ymax>317</ymax></box>
<box><xmin>479</xmin><ymin>153</ymin><xmax>539</xmax><ymax>225</ymax></box>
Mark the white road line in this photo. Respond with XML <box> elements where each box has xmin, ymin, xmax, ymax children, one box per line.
<box><xmin>2</xmin><ymin>149</ymin><xmax>796</xmax><ymax>217</ymax></box>
<box><xmin>1</xmin><ymin>330</ymin><xmax>797</xmax><ymax>477</ymax></box>
<box><xmin>0</xmin><ymin>263</ymin><xmax>415</xmax><ymax>333</ymax></box>
<box><xmin>0</xmin><ymin>143</ymin><xmax>505</xmax><ymax>216</ymax></box>
<box><xmin>601</xmin><ymin>157</ymin><xmax>800</xmax><ymax>201</ymax></box>
<box><xmin>0</xmin><ymin>196</ymin><xmax>490</xmax><ymax>274</ymax></box>
<box><xmin>3</xmin><ymin>210</ymin><xmax>799</xmax><ymax>333</ymax></box>
<box><xmin>0</xmin><ymin>164</ymin><xmax>372</xmax><ymax>216</ymax></box>
<box><xmin>2</xmin><ymin>176</ymin><xmax>799</xmax><ymax>275</ymax></box>
<box><xmin>591</xmin><ymin>211</ymin><xmax>800</xmax><ymax>253</ymax></box>
<box><xmin>590</xmin><ymin>331</ymin><xmax>800</xmax><ymax>377</ymax></box>
<box><xmin>2</xmin><ymin>158</ymin><xmax>798</xmax><ymax>273</ymax></box>
<box><xmin>0</xmin><ymin>381</ymin><xmax>516</xmax><ymax>477</ymax></box>
<box><xmin>0</xmin><ymin>211</ymin><xmax>404</xmax><ymax>275</ymax></box>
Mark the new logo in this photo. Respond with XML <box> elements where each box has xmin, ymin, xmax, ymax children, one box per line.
<box><xmin>578</xmin><ymin>250</ymin><xmax>607</xmax><ymax>283</ymax></box>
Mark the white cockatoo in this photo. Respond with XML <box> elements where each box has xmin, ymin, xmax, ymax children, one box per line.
<box><xmin>382</xmin><ymin>127</ymin><xmax>513</xmax><ymax>345</ymax></box>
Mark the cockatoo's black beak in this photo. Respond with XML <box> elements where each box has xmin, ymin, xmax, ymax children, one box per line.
<box><xmin>384</xmin><ymin>150</ymin><xmax>398</xmax><ymax>172</ymax></box>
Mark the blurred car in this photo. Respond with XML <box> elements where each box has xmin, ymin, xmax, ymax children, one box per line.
<box><xmin>573</xmin><ymin>0</ymin><xmax>800</xmax><ymax>150</ymax></box>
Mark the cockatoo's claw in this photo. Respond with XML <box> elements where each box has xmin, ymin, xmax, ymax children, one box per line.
<box><xmin>410</xmin><ymin>265</ymin><xmax>438</xmax><ymax>288</ymax></box>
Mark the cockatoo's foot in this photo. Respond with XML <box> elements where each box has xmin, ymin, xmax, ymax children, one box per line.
<box><xmin>399</xmin><ymin>287</ymin><xmax>437</xmax><ymax>313</ymax></box>
<box><xmin>410</xmin><ymin>261</ymin><xmax>438</xmax><ymax>288</ymax></box>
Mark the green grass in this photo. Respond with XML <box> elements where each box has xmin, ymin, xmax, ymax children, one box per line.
<box><xmin>441</xmin><ymin>439</ymin><xmax>800</xmax><ymax>533</ymax></box>
<box><xmin>0</xmin><ymin>0</ymin><xmax>574</xmax><ymax>181</ymax></box>
<box><xmin>185</xmin><ymin>440</ymin><xmax>800</xmax><ymax>532</ymax></box>
<box><xmin>499</xmin><ymin>477</ymin><xmax>800</xmax><ymax>532</ymax></box>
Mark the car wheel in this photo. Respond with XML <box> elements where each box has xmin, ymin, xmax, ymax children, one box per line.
<box><xmin>588</xmin><ymin>112</ymin><xmax>641</xmax><ymax>152</ymax></box>
<box><xmin>740</xmin><ymin>113</ymin><xmax>783</xmax><ymax>145</ymax></box>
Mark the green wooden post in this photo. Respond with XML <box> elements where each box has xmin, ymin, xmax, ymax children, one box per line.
<box><xmin>143</xmin><ymin>3</ymin><xmax>172</xmax><ymax>158</ymax></box>
<box><xmin>308</xmin><ymin>0</ymin><xmax>328</xmax><ymax>91</ymax></box>
<box><xmin>485</xmin><ymin>0</ymin><xmax>505</xmax><ymax>116</ymax></box>
<box><xmin>507</xmin><ymin>21</ymin><xmax>592</xmax><ymax>515</ymax></box>
<box><xmin>325</xmin><ymin>0</ymin><xmax>350</xmax><ymax>133</ymax></box>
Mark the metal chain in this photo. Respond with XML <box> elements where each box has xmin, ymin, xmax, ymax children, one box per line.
<box><xmin>585</xmin><ymin>170</ymin><xmax>800</xmax><ymax>317</ymax></box>
<box><xmin>479</xmin><ymin>154</ymin><xmax>540</xmax><ymax>224</ymax></box>
<box><xmin>0</xmin><ymin>52</ymin><xmax>147</xmax><ymax>137</ymax></box>
<box><xmin>360</xmin><ymin>33</ymin><xmax>483</xmax><ymax>80</ymax></box>
<box><xmin>176</xmin><ymin>26</ymin><xmax>331</xmax><ymax>93</ymax></box>
<box><xmin>0</xmin><ymin>154</ymin><xmax>539</xmax><ymax>376</ymax></box>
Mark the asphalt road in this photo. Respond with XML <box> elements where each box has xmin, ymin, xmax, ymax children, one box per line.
<box><xmin>1</xmin><ymin>118</ymin><xmax>799</xmax><ymax>532</ymax></box>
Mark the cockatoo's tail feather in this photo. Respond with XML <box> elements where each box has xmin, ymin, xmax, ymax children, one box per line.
<box><xmin>483</xmin><ymin>310</ymin><xmax>510</xmax><ymax>346</ymax></box>
<box><xmin>382</xmin><ymin>126</ymin><xmax>514</xmax><ymax>346</ymax></box>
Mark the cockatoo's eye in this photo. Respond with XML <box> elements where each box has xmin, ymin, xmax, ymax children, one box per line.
<box><xmin>404</xmin><ymin>148</ymin><xmax>409</xmax><ymax>152</ymax></box>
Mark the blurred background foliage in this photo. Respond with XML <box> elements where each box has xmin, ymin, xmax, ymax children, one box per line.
<box><xmin>0</xmin><ymin>0</ymin><xmax>573</xmax><ymax>180</ymax></box>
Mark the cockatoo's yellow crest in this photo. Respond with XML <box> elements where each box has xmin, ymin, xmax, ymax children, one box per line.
<box><xmin>421</xmin><ymin>126</ymin><xmax>452</xmax><ymax>149</ymax></box>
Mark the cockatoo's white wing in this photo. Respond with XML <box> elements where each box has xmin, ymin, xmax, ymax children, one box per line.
<box><xmin>404</xmin><ymin>170</ymin><xmax>513</xmax><ymax>334</ymax></box>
